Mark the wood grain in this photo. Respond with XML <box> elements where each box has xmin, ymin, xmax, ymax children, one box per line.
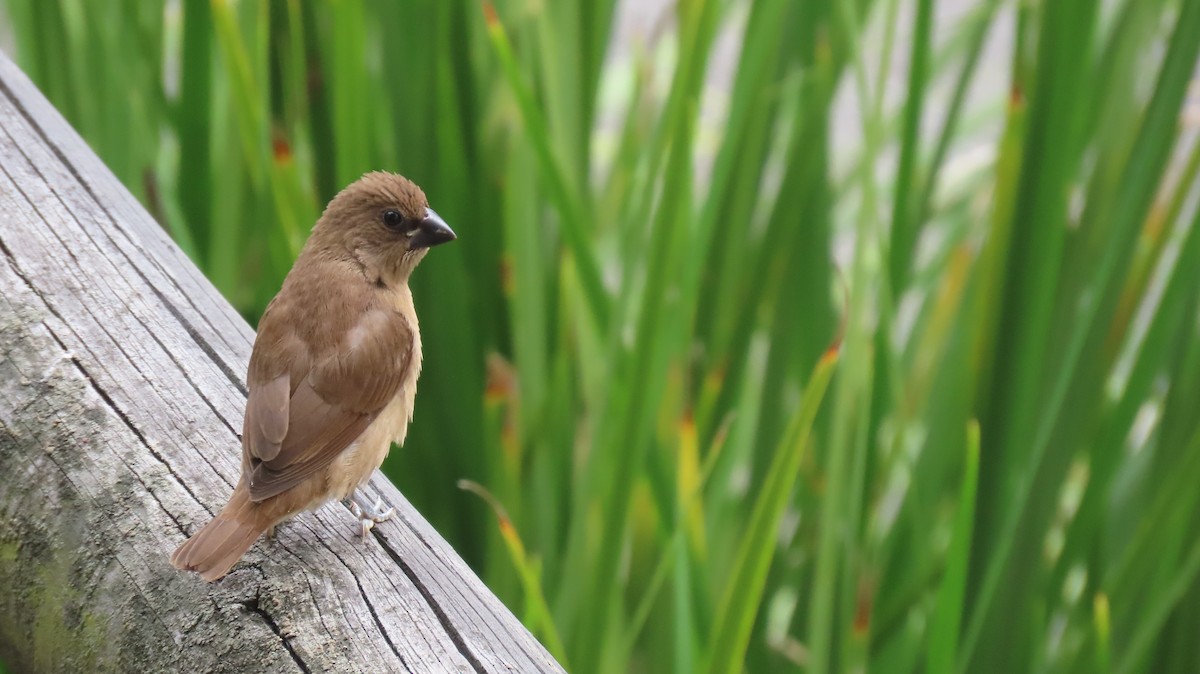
<box><xmin>0</xmin><ymin>51</ymin><xmax>563</xmax><ymax>674</ymax></box>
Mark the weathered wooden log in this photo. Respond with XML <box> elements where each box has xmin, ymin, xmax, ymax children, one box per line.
<box><xmin>0</xmin><ymin>52</ymin><xmax>563</xmax><ymax>674</ymax></box>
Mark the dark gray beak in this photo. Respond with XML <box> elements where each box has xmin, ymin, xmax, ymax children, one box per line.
<box><xmin>410</xmin><ymin>208</ymin><xmax>457</xmax><ymax>249</ymax></box>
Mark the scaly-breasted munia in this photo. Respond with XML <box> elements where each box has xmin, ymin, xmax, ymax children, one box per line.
<box><xmin>171</xmin><ymin>171</ymin><xmax>456</xmax><ymax>581</ymax></box>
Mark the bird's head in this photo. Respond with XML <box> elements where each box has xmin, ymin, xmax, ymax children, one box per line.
<box><xmin>311</xmin><ymin>171</ymin><xmax>456</xmax><ymax>284</ymax></box>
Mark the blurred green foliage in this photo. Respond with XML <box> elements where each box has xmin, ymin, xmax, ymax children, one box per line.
<box><xmin>3</xmin><ymin>0</ymin><xmax>1200</xmax><ymax>672</ymax></box>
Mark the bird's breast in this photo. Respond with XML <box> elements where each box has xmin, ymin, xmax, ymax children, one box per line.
<box><xmin>325</xmin><ymin>385</ymin><xmax>415</xmax><ymax>502</ymax></box>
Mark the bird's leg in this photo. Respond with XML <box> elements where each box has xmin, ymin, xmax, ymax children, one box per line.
<box><xmin>344</xmin><ymin>490</ymin><xmax>396</xmax><ymax>539</ymax></box>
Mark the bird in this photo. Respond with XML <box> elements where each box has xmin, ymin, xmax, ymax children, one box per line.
<box><xmin>170</xmin><ymin>171</ymin><xmax>456</xmax><ymax>582</ymax></box>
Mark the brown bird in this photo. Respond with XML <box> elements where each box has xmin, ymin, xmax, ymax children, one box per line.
<box><xmin>171</xmin><ymin>172</ymin><xmax>456</xmax><ymax>581</ymax></box>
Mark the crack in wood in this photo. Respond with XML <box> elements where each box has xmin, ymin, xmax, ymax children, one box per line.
<box><xmin>40</xmin><ymin>307</ymin><xmax>216</xmax><ymax>526</ymax></box>
<box><xmin>304</xmin><ymin>526</ymin><xmax>421</xmax><ymax>670</ymax></box>
<box><xmin>371</xmin><ymin>532</ymin><xmax>489</xmax><ymax>674</ymax></box>
<box><xmin>351</xmin><ymin>567</ymin><xmax>409</xmax><ymax>670</ymax></box>
<box><xmin>145</xmin><ymin>282</ymin><xmax>250</xmax><ymax>396</ymax></box>
<box><xmin>243</xmin><ymin>594</ymin><xmax>312</xmax><ymax>674</ymax></box>
<box><xmin>64</xmin><ymin>351</ymin><xmax>196</xmax><ymax>536</ymax></box>
<box><xmin>0</xmin><ymin>72</ymin><xmax>109</xmax><ymax>227</ymax></box>
<box><xmin>404</xmin><ymin>517</ymin><xmax>547</xmax><ymax>668</ymax></box>
<box><xmin>130</xmin><ymin>305</ymin><xmax>245</xmax><ymax>440</ymax></box>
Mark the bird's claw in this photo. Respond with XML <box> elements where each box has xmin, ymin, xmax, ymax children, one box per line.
<box><xmin>347</xmin><ymin>492</ymin><xmax>395</xmax><ymax>541</ymax></box>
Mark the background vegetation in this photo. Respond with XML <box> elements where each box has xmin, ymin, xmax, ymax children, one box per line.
<box><xmin>3</xmin><ymin>0</ymin><xmax>1200</xmax><ymax>671</ymax></box>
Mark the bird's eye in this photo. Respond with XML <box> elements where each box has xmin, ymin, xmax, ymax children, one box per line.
<box><xmin>382</xmin><ymin>209</ymin><xmax>404</xmax><ymax>229</ymax></box>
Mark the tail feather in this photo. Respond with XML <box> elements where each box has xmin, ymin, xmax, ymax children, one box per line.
<box><xmin>171</xmin><ymin>485</ymin><xmax>267</xmax><ymax>582</ymax></box>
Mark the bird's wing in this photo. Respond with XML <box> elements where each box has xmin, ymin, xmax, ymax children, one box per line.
<box><xmin>243</xmin><ymin>295</ymin><xmax>294</xmax><ymax>465</ymax></box>
<box><xmin>242</xmin><ymin>291</ymin><xmax>415</xmax><ymax>502</ymax></box>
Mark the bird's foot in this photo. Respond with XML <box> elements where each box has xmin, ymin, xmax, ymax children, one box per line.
<box><xmin>345</xmin><ymin>491</ymin><xmax>396</xmax><ymax>540</ymax></box>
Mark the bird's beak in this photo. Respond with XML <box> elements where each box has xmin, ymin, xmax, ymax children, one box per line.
<box><xmin>410</xmin><ymin>208</ymin><xmax>457</xmax><ymax>249</ymax></box>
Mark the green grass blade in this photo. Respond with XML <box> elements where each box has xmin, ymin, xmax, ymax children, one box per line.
<box><xmin>886</xmin><ymin>0</ymin><xmax>932</xmax><ymax>296</ymax></box>
<box><xmin>704</xmin><ymin>349</ymin><xmax>838</xmax><ymax>674</ymax></box>
<box><xmin>481</xmin><ymin>2</ymin><xmax>609</xmax><ymax>332</ymax></box>
<box><xmin>926</xmin><ymin>420</ymin><xmax>980</xmax><ymax>674</ymax></box>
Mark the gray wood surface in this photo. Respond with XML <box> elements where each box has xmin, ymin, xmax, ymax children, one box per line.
<box><xmin>0</xmin><ymin>51</ymin><xmax>564</xmax><ymax>674</ymax></box>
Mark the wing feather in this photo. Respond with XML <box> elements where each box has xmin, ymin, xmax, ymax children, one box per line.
<box><xmin>242</xmin><ymin>287</ymin><xmax>415</xmax><ymax>503</ymax></box>
<box><xmin>243</xmin><ymin>373</ymin><xmax>289</xmax><ymax>461</ymax></box>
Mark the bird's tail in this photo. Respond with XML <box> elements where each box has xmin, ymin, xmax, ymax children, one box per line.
<box><xmin>170</xmin><ymin>483</ymin><xmax>268</xmax><ymax>582</ymax></box>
